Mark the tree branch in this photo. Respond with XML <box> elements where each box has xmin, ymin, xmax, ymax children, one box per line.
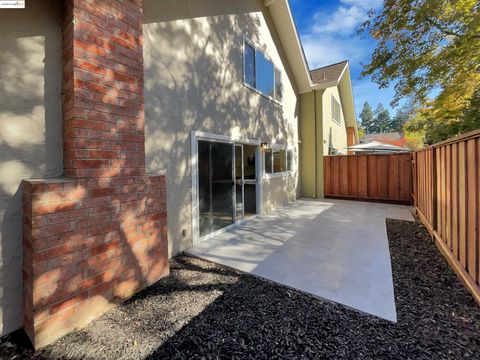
<box><xmin>425</xmin><ymin>17</ymin><xmax>480</xmax><ymax>39</ymax></box>
<box><xmin>425</xmin><ymin>17</ymin><xmax>461</xmax><ymax>37</ymax></box>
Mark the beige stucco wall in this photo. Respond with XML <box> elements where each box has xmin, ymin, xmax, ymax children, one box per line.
<box><xmin>143</xmin><ymin>0</ymin><xmax>300</xmax><ymax>256</ymax></box>
<box><xmin>322</xmin><ymin>86</ymin><xmax>348</xmax><ymax>155</ymax></box>
<box><xmin>0</xmin><ymin>0</ymin><xmax>63</xmax><ymax>336</ymax></box>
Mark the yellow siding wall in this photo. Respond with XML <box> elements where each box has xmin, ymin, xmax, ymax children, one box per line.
<box><xmin>299</xmin><ymin>91</ymin><xmax>324</xmax><ymax>198</ymax></box>
<box><xmin>322</xmin><ymin>86</ymin><xmax>348</xmax><ymax>155</ymax></box>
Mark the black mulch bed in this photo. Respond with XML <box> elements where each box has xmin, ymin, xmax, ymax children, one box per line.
<box><xmin>2</xmin><ymin>219</ymin><xmax>480</xmax><ymax>359</ymax></box>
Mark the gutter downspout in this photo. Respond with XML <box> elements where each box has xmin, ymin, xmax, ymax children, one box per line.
<box><xmin>313</xmin><ymin>90</ymin><xmax>317</xmax><ymax>199</ymax></box>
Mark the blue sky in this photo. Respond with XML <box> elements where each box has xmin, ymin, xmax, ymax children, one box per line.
<box><xmin>289</xmin><ymin>0</ymin><xmax>398</xmax><ymax>117</ymax></box>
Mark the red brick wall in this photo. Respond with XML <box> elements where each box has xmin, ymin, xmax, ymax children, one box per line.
<box><xmin>22</xmin><ymin>0</ymin><xmax>168</xmax><ymax>348</ymax></box>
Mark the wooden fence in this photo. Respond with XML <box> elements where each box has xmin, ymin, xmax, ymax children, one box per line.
<box><xmin>413</xmin><ymin>129</ymin><xmax>480</xmax><ymax>304</ymax></box>
<box><xmin>324</xmin><ymin>153</ymin><xmax>412</xmax><ymax>204</ymax></box>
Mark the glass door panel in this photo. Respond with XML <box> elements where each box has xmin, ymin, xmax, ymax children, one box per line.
<box><xmin>235</xmin><ymin>145</ymin><xmax>244</xmax><ymax>221</ymax></box>
<box><xmin>210</xmin><ymin>142</ymin><xmax>234</xmax><ymax>232</ymax></box>
<box><xmin>198</xmin><ymin>141</ymin><xmax>234</xmax><ymax>237</ymax></box>
<box><xmin>243</xmin><ymin>145</ymin><xmax>257</xmax><ymax>217</ymax></box>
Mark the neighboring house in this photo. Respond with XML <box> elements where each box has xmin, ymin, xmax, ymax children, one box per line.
<box><xmin>363</xmin><ymin>132</ymin><xmax>406</xmax><ymax>147</ymax></box>
<box><xmin>0</xmin><ymin>0</ymin><xmax>358</xmax><ymax>347</ymax></box>
<box><xmin>299</xmin><ymin>61</ymin><xmax>359</xmax><ymax>199</ymax></box>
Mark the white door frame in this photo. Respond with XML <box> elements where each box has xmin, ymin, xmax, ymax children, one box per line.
<box><xmin>191</xmin><ymin>130</ymin><xmax>263</xmax><ymax>245</ymax></box>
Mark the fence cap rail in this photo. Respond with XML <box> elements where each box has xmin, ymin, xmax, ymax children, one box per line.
<box><xmin>424</xmin><ymin>128</ymin><xmax>480</xmax><ymax>149</ymax></box>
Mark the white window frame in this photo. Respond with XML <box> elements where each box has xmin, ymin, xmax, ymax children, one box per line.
<box><xmin>243</xmin><ymin>37</ymin><xmax>282</xmax><ymax>105</ymax></box>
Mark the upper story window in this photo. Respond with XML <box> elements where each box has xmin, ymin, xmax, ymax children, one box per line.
<box><xmin>244</xmin><ymin>39</ymin><xmax>282</xmax><ymax>103</ymax></box>
<box><xmin>332</xmin><ymin>95</ymin><xmax>341</xmax><ymax>124</ymax></box>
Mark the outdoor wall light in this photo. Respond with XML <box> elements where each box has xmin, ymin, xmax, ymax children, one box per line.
<box><xmin>260</xmin><ymin>142</ymin><xmax>271</xmax><ymax>153</ymax></box>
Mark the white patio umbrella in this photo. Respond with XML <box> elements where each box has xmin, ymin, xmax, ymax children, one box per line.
<box><xmin>347</xmin><ymin>141</ymin><xmax>410</xmax><ymax>153</ymax></box>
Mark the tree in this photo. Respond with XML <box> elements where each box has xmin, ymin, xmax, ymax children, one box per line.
<box><xmin>374</xmin><ymin>103</ymin><xmax>391</xmax><ymax>133</ymax></box>
<box><xmin>359</xmin><ymin>0</ymin><xmax>480</xmax><ymax>140</ymax></box>
<box><xmin>390</xmin><ymin>102</ymin><xmax>416</xmax><ymax>132</ymax></box>
<box><xmin>390</xmin><ymin>109</ymin><xmax>408</xmax><ymax>133</ymax></box>
<box><xmin>359</xmin><ymin>102</ymin><xmax>375</xmax><ymax>134</ymax></box>
<box><xmin>405</xmin><ymin>88</ymin><xmax>480</xmax><ymax>144</ymax></box>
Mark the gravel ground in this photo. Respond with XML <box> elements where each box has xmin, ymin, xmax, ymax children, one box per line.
<box><xmin>1</xmin><ymin>219</ymin><xmax>480</xmax><ymax>359</ymax></box>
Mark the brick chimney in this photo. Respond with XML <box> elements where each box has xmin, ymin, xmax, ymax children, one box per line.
<box><xmin>22</xmin><ymin>0</ymin><xmax>168</xmax><ymax>348</ymax></box>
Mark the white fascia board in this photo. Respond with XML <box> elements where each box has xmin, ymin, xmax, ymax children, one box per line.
<box><xmin>309</xmin><ymin>81</ymin><xmax>339</xmax><ymax>91</ymax></box>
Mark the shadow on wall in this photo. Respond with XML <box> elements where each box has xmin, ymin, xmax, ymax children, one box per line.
<box><xmin>0</xmin><ymin>0</ymin><xmax>63</xmax><ymax>336</ymax></box>
<box><xmin>143</xmin><ymin>0</ymin><xmax>298</xmax><ymax>255</ymax></box>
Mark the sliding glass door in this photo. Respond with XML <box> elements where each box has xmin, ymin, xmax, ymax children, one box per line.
<box><xmin>197</xmin><ymin>140</ymin><xmax>258</xmax><ymax>239</ymax></box>
<box><xmin>198</xmin><ymin>141</ymin><xmax>234</xmax><ymax>237</ymax></box>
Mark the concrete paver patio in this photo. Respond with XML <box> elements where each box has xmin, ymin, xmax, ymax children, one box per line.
<box><xmin>186</xmin><ymin>198</ymin><xmax>414</xmax><ymax>321</ymax></box>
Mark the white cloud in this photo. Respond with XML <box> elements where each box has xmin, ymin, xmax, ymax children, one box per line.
<box><xmin>302</xmin><ymin>34</ymin><xmax>369</xmax><ymax>69</ymax></box>
<box><xmin>340</xmin><ymin>0</ymin><xmax>384</xmax><ymax>10</ymax></box>
<box><xmin>310</xmin><ymin>0</ymin><xmax>383</xmax><ymax>36</ymax></box>
<box><xmin>312</xmin><ymin>6</ymin><xmax>366</xmax><ymax>35</ymax></box>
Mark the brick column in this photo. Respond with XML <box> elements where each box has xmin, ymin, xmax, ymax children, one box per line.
<box><xmin>22</xmin><ymin>0</ymin><xmax>168</xmax><ymax>348</ymax></box>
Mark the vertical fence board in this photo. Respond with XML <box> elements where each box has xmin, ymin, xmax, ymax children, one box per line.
<box><xmin>430</xmin><ymin>150</ymin><xmax>434</xmax><ymax>223</ymax></box>
<box><xmin>332</xmin><ymin>156</ymin><xmax>340</xmax><ymax>195</ymax></box>
<box><xmin>388</xmin><ymin>155</ymin><xmax>399</xmax><ymax>200</ymax></box>
<box><xmin>399</xmin><ymin>155</ymin><xmax>411</xmax><ymax>201</ymax></box>
<box><xmin>467</xmin><ymin>139</ymin><xmax>477</xmax><ymax>282</ymax></box>
<box><xmin>324</xmin><ymin>157</ymin><xmax>332</xmax><ymax>195</ymax></box>
<box><xmin>358</xmin><ymin>156</ymin><xmax>368</xmax><ymax>198</ymax></box>
<box><xmin>446</xmin><ymin>145</ymin><xmax>452</xmax><ymax>250</ymax></box>
<box><xmin>368</xmin><ymin>156</ymin><xmax>378</xmax><ymax>198</ymax></box>
<box><xmin>452</xmin><ymin>143</ymin><xmax>459</xmax><ymax>258</ymax></box>
<box><xmin>340</xmin><ymin>156</ymin><xmax>349</xmax><ymax>196</ymax></box>
<box><xmin>436</xmin><ymin>148</ymin><xmax>442</xmax><ymax>237</ymax></box>
<box><xmin>377</xmin><ymin>156</ymin><xmax>389</xmax><ymax>198</ymax></box>
<box><xmin>441</xmin><ymin>146</ymin><xmax>447</xmax><ymax>241</ymax></box>
<box><xmin>459</xmin><ymin>142</ymin><xmax>467</xmax><ymax>267</ymax></box>
<box><xmin>348</xmin><ymin>156</ymin><xmax>358</xmax><ymax>197</ymax></box>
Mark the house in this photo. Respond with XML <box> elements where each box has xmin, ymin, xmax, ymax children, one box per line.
<box><xmin>299</xmin><ymin>61</ymin><xmax>359</xmax><ymax>198</ymax></box>
<box><xmin>0</xmin><ymin>0</ymin><xmax>358</xmax><ymax>348</ymax></box>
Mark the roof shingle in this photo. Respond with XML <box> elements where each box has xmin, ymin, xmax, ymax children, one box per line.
<box><xmin>310</xmin><ymin>60</ymin><xmax>348</xmax><ymax>85</ymax></box>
